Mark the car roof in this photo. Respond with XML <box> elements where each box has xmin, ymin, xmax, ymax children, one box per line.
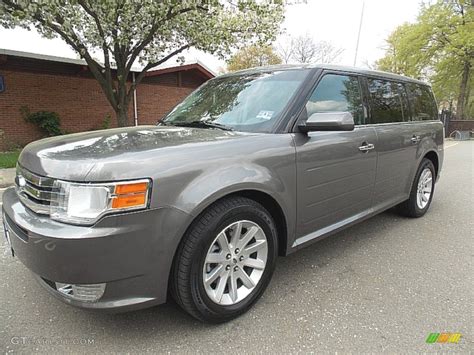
<box><xmin>219</xmin><ymin>64</ymin><xmax>429</xmax><ymax>87</ymax></box>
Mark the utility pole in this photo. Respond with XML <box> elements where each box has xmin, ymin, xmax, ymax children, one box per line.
<box><xmin>353</xmin><ymin>0</ymin><xmax>365</xmax><ymax>67</ymax></box>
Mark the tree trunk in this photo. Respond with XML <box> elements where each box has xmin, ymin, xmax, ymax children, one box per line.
<box><xmin>456</xmin><ymin>60</ymin><xmax>471</xmax><ymax>119</ymax></box>
<box><xmin>464</xmin><ymin>76</ymin><xmax>471</xmax><ymax>117</ymax></box>
<box><xmin>116</xmin><ymin>102</ymin><xmax>130</xmax><ymax>127</ymax></box>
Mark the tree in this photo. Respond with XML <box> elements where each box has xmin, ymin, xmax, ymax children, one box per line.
<box><xmin>313</xmin><ymin>40</ymin><xmax>345</xmax><ymax>64</ymax></box>
<box><xmin>376</xmin><ymin>0</ymin><xmax>474</xmax><ymax>119</ymax></box>
<box><xmin>226</xmin><ymin>45</ymin><xmax>282</xmax><ymax>71</ymax></box>
<box><xmin>276</xmin><ymin>34</ymin><xmax>344</xmax><ymax>64</ymax></box>
<box><xmin>0</xmin><ymin>0</ymin><xmax>284</xmax><ymax>126</ymax></box>
<box><xmin>275</xmin><ymin>36</ymin><xmax>294</xmax><ymax>64</ymax></box>
<box><xmin>291</xmin><ymin>34</ymin><xmax>317</xmax><ymax>63</ymax></box>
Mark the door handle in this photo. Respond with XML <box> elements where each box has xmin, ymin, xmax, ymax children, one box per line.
<box><xmin>411</xmin><ymin>135</ymin><xmax>421</xmax><ymax>144</ymax></box>
<box><xmin>358</xmin><ymin>143</ymin><xmax>375</xmax><ymax>152</ymax></box>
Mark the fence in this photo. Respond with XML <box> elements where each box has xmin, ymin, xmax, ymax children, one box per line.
<box><xmin>440</xmin><ymin>111</ymin><xmax>474</xmax><ymax>137</ymax></box>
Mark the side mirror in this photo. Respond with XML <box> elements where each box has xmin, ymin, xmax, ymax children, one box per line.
<box><xmin>298</xmin><ymin>112</ymin><xmax>355</xmax><ymax>132</ymax></box>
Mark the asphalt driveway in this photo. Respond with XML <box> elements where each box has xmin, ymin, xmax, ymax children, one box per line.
<box><xmin>0</xmin><ymin>141</ymin><xmax>472</xmax><ymax>353</ymax></box>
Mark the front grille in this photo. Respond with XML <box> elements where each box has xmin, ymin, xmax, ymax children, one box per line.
<box><xmin>15</xmin><ymin>165</ymin><xmax>59</xmax><ymax>215</ymax></box>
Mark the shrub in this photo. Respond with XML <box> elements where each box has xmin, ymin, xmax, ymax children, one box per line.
<box><xmin>21</xmin><ymin>106</ymin><xmax>62</xmax><ymax>137</ymax></box>
<box><xmin>89</xmin><ymin>114</ymin><xmax>112</xmax><ymax>131</ymax></box>
<box><xmin>100</xmin><ymin>114</ymin><xmax>111</xmax><ymax>130</ymax></box>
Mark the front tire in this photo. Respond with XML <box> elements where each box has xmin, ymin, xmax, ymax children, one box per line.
<box><xmin>397</xmin><ymin>158</ymin><xmax>436</xmax><ymax>217</ymax></box>
<box><xmin>171</xmin><ymin>196</ymin><xmax>278</xmax><ymax>323</ymax></box>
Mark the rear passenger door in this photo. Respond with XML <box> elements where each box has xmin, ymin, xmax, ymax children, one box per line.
<box><xmin>294</xmin><ymin>73</ymin><xmax>378</xmax><ymax>242</ymax></box>
<box><xmin>367</xmin><ymin>78</ymin><xmax>418</xmax><ymax>208</ymax></box>
<box><xmin>405</xmin><ymin>82</ymin><xmax>441</xmax><ymax>180</ymax></box>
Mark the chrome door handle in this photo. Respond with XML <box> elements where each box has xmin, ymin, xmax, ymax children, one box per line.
<box><xmin>358</xmin><ymin>143</ymin><xmax>375</xmax><ymax>152</ymax></box>
<box><xmin>411</xmin><ymin>135</ymin><xmax>421</xmax><ymax>144</ymax></box>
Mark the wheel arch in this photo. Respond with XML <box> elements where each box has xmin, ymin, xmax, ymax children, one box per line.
<box><xmin>176</xmin><ymin>188</ymin><xmax>290</xmax><ymax>260</ymax></box>
<box><xmin>230</xmin><ymin>190</ymin><xmax>288</xmax><ymax>256</ymax></box>
<box><xmin>423</xmin><ymin>150</ymin><xmax>439</xmax><ymax>178</ymax></box>
<box><xmin>407</xmin><ymin>149</ymin><xmax>440</xmax><ymax>197</ymax></box>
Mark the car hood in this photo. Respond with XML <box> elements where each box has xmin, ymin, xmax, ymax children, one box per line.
<box><xmin>19</xmin><ymin>125</ymin><xmax>255</xmax><ymax>181</ymax></box>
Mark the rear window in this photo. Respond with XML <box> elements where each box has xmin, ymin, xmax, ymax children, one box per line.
<box><xmin>407</xmin><ymin>83</ymin><xmax>438</xmax><ymax>121</ymax></box>
<box><xmin>368</xmin><ymin>78</ymin><xmax>405</xmax><ymax>124</ymax></box>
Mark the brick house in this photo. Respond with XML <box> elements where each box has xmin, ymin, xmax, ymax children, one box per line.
<box><xmin>0</xmin><ymin>49</ymin><xmax>215</xmax><ymax>150</ymax></box>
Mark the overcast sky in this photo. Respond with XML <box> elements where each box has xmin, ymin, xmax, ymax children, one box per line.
<box><xmin>0</xmin><ymin>0</ymin><xmax>423</xmax><ymax>73</ymax></box>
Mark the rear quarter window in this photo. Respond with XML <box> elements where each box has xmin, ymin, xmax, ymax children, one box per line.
<box><xmin>407</xmin><ymin>83</ymin><xmax>438</xmax><ymax>121</ymax></box>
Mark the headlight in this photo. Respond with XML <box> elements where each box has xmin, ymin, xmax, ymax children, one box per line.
<box><xmin>50</xmin><ymin>179</ymin><xmax>151</xmax><ymax>225</ymax></box>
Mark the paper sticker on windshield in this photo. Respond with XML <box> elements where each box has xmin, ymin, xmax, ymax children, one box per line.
<box><xmin>256</xmin><ymin>110</ymin><xmax>274</xmax><ymax>120</ymax></box>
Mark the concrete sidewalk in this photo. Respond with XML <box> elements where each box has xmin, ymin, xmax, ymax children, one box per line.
<box><xmin>0</xmin><ymin>168</ymin><xmax>15</xmax><ymax>188</ymax></box>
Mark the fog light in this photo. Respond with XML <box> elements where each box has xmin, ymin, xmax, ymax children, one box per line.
<box><xmin>55</xmin><ymin>282</ymin><xmax>106</xmax><ymax>302</ymax></box>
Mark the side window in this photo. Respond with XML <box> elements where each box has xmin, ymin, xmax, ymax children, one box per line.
<box><xmin>367</xmin><ymin>78</ymin><xmax>404</xmax><ymax>123</ymax></box>
<box><xmin>408</xmin><ymin>83</ymin><xmax>437</xmax><ymax>121</ymax></box>
<box><xmin>305</xmin><ymin>74</ymin><xmax>365</xmax><ymax>125</ymax></box>
<box><xmin>398</xmin><ymin>83</ymin><xmax>411</xmax><ymax>121</ymax></box>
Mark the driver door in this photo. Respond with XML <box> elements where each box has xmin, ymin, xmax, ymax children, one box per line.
<box><xmin>293</xmin><ymin>73</ymin><xmax>378</xmax><ymax>245</ymax></box>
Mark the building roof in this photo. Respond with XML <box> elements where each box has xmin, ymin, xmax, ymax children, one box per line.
<box><xmin>0</xmin><ymin>48</ymin><xmax>215</xmax><ymax>79</ymax></box>
<box><xmin>146</xmin><ymin>62</ymin><xmax>215</xmax><ymax>80</ymax></box>
<box><xmin>0</xmin><ymin>48</ymin><xmax>87</xmax><ymax>66</ymax></box>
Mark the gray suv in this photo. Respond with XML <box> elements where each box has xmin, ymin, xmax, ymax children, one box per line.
<box><xmin>2</xmin><ymin>65</ymin><xmax>443</xmax><ymax>323</ymax></box>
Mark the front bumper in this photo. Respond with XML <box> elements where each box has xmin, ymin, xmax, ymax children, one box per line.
<box><xmin>2</xmin><ymin>187</ymin><xmax>191</xmax><ymax>311</ymax></box>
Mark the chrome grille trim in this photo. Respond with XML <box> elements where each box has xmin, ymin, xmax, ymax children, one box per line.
<box><xmin>17</xmin><ymin>166</ymin><xmax>55</xmax><ymax>188</ymax></box>
<box><xmin>22</xmin><ymin>183</ymin><xmax>62</xmax><ymax>202</ymax></box>
<box><xmin>17</xmin><ymin>193</ymin><xmax>51</xmax><ymax>215</ymax></box>
<box><xmin>15</xmin><ymin>165</ymin><xmax>58</xmax><ymax>215</ymax></box>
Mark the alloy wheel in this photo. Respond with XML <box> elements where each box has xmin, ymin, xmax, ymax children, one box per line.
<box><xmin>416</xmin><ymin>167</ymin><xmax>433</xmax><ymax>209</ymax></box>
<box><xmin>202</xmin><ymin>220</ymin><xmax>268</xmax><ymax>306</ymax></box>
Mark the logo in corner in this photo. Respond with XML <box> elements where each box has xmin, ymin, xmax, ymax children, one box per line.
<box><xmin>426</xmin><ymin>333</ymin><xmax>462</xmax><ymax>344</ymax></box>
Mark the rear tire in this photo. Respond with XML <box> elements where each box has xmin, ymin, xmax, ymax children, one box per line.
<box><xmin>397</xmin><ymin>158</ymin><xmax>436</xmax><ymax>218</ymax></box>
<box><xmin>170</xmin><ymin>196</ymin><xmax>278</xmax><ymax>323</ymax></box>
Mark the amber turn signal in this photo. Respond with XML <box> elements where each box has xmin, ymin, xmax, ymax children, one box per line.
<box><xmin>112</xmin><ymin>193</ymin><xmax>146</xmax><ymax>209</ymax></box>
<box><xmin>112</xmin><ymin>181</ymin><xmax>149</xmax><ymax>209</ymax></box>
<box><xmin>115</xmin><ymin>182</ymin><xmax>148</xmax><ymax>195</ymax></box>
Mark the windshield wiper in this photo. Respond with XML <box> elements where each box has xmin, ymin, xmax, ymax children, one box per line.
<box><xmin>170</xmin><ymin>120</ymin><xmax>234</xmax><ymax>131</ymax></box>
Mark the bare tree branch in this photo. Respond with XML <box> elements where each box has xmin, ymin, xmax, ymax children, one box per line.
<box><xmin>277</xmin><ymin>34</ymin><xmax>344</xmax><ymax>64</ymax></box>
<box><xmin>275</xmin><ymin>37</ymin><xmax>294</xmax><ymax>64</ymax></box>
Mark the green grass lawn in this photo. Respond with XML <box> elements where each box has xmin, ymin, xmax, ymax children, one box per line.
<box><xmin>0</xmin><ymin>150</ymin><xmax>20</xmax><ymax>169</ymax></box>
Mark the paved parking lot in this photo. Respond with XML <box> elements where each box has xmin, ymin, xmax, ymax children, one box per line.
<box><xmin>0</xmin><ymin>141</ymin><xmax>472</xmax><ymax>353</ymax></box>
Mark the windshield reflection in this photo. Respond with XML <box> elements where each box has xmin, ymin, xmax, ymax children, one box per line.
<box><xmin>162</xmin><ymin>70</ymin><xmax>310</xmax><ymax>133</ymax></box>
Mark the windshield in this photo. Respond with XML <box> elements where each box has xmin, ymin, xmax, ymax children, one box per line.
<box><xmin>161</xmin><ymin>69</ymin><xmax>310</xmax><ymax>133</ymax></box>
